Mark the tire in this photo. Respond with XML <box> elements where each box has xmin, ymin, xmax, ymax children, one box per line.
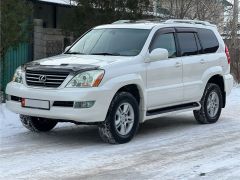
<box><xmin>98</xmin><ymin>92</ymin><xmax>139</xmax><ymax>144</ymax></box>
<box><xmin>20</xmin><ymin>115</ymin><xmax>58</xmax><ymax>132</ymax></box>
<box><xmin>193</xmin><ymin>83</ymin><xmax>223</xmax><ymax>124</ymax></box>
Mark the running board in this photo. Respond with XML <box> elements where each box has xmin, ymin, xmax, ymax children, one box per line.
<box><xmin>146</xmin><ymin>102</ymin><xmax>200</xmax><ymax>116</ymax></box>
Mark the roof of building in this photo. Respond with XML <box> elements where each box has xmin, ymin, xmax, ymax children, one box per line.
<box><xmin>222</xmin><ymin>0</ymin><xmax>233</xmax><ymax>6</ymax></box>
<box><xmin>37</xmin><ymin>0</ymin><xmax>77</xmax><ymax>6</ymax></box>
<box><xmin>36</xmin><ymin>0</ymin><xmax>232</xmax><ymax>8</ymax></box>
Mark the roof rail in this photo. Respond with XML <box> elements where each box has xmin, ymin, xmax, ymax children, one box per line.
<box><xmin>165</xmin><ymin>19</ymin><xmax>216</xmax><ymax>27</ymax></box>
<box><xmin>112</xmin><ymin>20</ymin><xmax>132</xmax><ymax>24</ymax></box>
<box><xmin>112</xmin><ymin>19</ymin><xmax>217</xmax><ymax>27</ymax></box>
<box><xmin>112</xmin><ymin>19</ymin><xmax>164</xmax><ymax>24</ymax></box>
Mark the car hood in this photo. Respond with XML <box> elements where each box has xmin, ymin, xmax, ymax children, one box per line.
<box><xmin>31</xmin><ymin>54</ymin><xmax>132</xmax><ymax>67</ymax></box>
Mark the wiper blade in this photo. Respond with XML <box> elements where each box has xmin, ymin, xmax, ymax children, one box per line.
<box><xmin>90</xmin><ymin>52</ymin><xmax>121</xmax><ymax>56</ymax></box>
<box><xmin>65</xmin><ymin>52</ymin><xmax>85</xmax><ymax>55</ymax></box>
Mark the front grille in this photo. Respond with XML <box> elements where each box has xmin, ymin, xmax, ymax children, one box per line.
<box><xmin>25</xmin><ymin>70</ymin><xmax>69</xmax><ymax>88</ymax></box>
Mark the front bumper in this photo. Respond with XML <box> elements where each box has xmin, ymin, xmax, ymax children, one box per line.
<box><xmin>5</xmin><ymin>82</ymin><xmax>113</xmax><ymax>123</ymax></box>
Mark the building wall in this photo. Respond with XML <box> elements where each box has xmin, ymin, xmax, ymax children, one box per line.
<box><xmin>56</xmin><ymin>6</ymin><xmax>71</xmax><ymax>29</ymax></box>
<box><xmin>34</xmin><ymin>19</ymin><xmax>74</xmax><ymax>60</ymax></box>
<box><xmin>34</xmin><ymin>3</ymin><xmax>55</xmax><ymax>28</ymax></box>
<box><xmin>33</xmin><ymin>2</ymin><xmax>71</xmax><ymax>28</ymax></box>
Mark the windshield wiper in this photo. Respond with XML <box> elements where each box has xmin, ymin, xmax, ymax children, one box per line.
<box><xmin>65</xmin><ymin>52</ymin><xmax>85</xmax><ymax>55</ymax></box>
<box><xmin>90</xmin><ymin>52</ymin><xmax>121</xmax><ymax>56</ymax></box>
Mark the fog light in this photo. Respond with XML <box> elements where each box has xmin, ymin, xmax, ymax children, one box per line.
<box><xmin>74</xmin><ymin>101</ymin><xmax>95</xmax><ymax>108</ymax></box>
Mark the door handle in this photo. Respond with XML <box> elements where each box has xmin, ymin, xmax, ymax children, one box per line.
<box><xmin>175</xmin><ymin>62</ymin><xmax>181</xmax><ymax>68</ymax></box>
<box><xmin>200</xmin><ymin>59</ymin><xmax>205</xmax><ymax>64</ymax></box>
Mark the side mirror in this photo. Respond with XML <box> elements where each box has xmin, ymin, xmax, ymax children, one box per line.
<box><xmin>64</xmin><ymin>46</ymin><xmax>71</xmax><ymax>52</ymax></box>
<box><xmin>148</xmin><ymin>48</ymin><xmax>169</xmax><ymax>62</ymax></box>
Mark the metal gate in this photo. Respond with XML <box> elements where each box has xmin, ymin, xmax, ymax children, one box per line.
<box><xmin>0</xmin><ymin>43</ymin><xmax>32</xmax><ymax>94</ymax></box>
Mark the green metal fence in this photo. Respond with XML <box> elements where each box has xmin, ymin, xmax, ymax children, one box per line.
<box><xmin>0</xmin><ymin>43</ymin><xmax>31</xmax><ymax>94</ymax></box>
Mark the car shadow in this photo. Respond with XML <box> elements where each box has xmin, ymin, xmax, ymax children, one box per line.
<box><xmin>17</xmin><ymin>113</ymin><xmax>198</xmax><ymax>147</ymax></box>
<box><xmin>138</xmin><ymin>114</ymin><xmax>197</xmax><ymax>135</ymax></box>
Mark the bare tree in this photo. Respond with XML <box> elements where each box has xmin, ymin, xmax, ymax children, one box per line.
<box><xmin>223</xmin><ymin>0</ymin><xmax>240</xmax><ymax>83</ymax></box>
<box><xmin>150</xmin><ymin>0</ymin><xmax>228</xmax><ymax>26</ymax></box>
<box><xmin>170</xmin><ymin>0</ymin><xmax>194</xmax><ymax>19</ymax></box>
<box><xmin>155</xmin><ymin>0</ymin><xmax>227</xmax><ymax>28</ymax></box>
<box><xmin>194</xmin><ymin>1</ymin><xmax>224</xmax><ymax>26</ymax></box>
<box><xmin>229</xmin><ymin>0</ymin><xmax>240</xmax><ymax>83</ymax></box>
<box><xmin>154</xmin><ymin>0</ymin><xmax>239</xmax><ymax>83</ymax></box>
<box><xmin>155</xmin><ymin>0</ymin><xmax>194</xmax><ymax>19</ymax></box>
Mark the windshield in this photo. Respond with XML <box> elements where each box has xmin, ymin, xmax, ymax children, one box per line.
<box><xmin>66</xmin><ymin>28</ymin><xmax>150</xmax><ymax>56</ymax></box>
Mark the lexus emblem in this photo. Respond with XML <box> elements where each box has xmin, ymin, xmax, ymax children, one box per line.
<box><xmin>39</xmin><ymin>75</ymin><xmax>47</xmax><ymax>83</ymax></box>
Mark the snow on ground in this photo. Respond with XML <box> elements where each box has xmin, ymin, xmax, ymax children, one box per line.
<box><xmin>0</xmin><ymin>87</ymin><xmax>240</xmax><ymax>180</ymax></box>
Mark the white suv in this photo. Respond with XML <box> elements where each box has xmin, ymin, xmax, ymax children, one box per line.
<box><xmin>6</xmin><ymin>19</ymin><xmax>233</xmax><ymax>144</ymax></box>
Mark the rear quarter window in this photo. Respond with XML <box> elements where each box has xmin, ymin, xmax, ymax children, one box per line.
<box><xmin>197</xmin><ymin>29</ymin><xmax>219</xmax><ymax>54</ymax></box>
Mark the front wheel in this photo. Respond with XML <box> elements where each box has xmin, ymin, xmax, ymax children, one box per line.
<box><xmin>98</xmin><ymin>92</ymin><xmax>139</xmax><ymax>144</ymax></box>
<box><xmin>194</xmin><ymin>83</ymin><xmax>223</xmax><ymax>124</ymax></box>
<box><xmin>20</xmin><ymin>115</ymin><xmax>58</xmax><ymax>132</ymax></box>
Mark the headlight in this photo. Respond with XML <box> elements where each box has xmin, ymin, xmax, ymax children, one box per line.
<box><xmin>12</xmin><ymin>67</ymin><xmax>23</xmax><ymax>84</ymax></box>
<box><xmin>66</xmin><ymin>70</ymin><xmax>104</xmax><ymax>88</ymax></box>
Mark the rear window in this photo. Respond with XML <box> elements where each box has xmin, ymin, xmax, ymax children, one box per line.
<box><xmin>197</xmin><ymin>29</ymin><xmax>219</xmax><ymax>54</ymax></box>
<box><xmin>177</xmin><ymin>33</ymin><xmax>198</xmax><ymax>56</ymax></box>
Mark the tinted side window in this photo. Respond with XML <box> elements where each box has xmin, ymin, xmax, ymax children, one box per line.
<box><xmin>150</xmin><ymin>33</ymin><xmax>177</xmax><ymax>58</ymax></box>
<box><xmin>177</xmin><ymin>33</ymin><xmax>198</xmax><ymax>56</ymax></box>
<box><xmin>197</xmin><ymin>29</ymin><xmax>219</xmax><ymax>54</ymax></box>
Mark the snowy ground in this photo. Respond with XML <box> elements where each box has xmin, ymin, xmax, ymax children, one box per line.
<box><xmin>0</xmin><ymin>87</ymin><xmax>240</xmax><ymax>180</ymax></box>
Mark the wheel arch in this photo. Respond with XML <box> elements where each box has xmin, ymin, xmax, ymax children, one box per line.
<box><xmin>102</xmin><ymin>74</ymin><xmax>146</xmax><ymax>123</ymax></box>
<box><xmin>115</xmin><ymin>83</ymin><xmax>145</xmax><ymax>123</ymax></box>
<box><xmin>206</xmin><ymin>74</ymin><xmax>226</xmax><ymax>108</ymax></box>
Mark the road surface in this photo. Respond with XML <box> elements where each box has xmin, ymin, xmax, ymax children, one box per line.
<box><xmin>0</xmin><ymin>87</ymin><xmax>240</xmax><ymax>179</ymax></box>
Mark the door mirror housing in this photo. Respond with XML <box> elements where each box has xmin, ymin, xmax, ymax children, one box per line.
<box><xmin>64</xmin><ymin>46</ymin><xmax>71</xmax><ymax>52</ymax></box>
<box><xmin>148</xmin><ymin>48</ymin><xmax>169</xmax><ymax>62</ymax></box>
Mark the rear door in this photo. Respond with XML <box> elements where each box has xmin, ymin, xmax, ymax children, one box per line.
<box><xmin>146</xmin><ymin>28</ymin><xmax>184</xmax><ymax>109</ymax></box>
<box><xmin>178</xmin><ymin>28</ymin><xmax>220</xmax><ymax>102</ymax></box>
<box><xmin>176</xmin><ymin>29</ymin><xmax>205</xmax><ymax>101</ymax></box>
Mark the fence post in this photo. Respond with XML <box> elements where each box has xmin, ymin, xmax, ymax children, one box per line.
<box><xmin>0</xmin><ymin>58</ymin><xmax>5</xmax><ymax>102</ymax></box>
<box><xmin>33</xmin><ymin>19</ymin><xmax>45</xmax><ymax>60</ymax></box>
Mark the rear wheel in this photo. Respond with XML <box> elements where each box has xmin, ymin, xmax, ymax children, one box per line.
<box><xmin>194</xmin><ymin>83</ymin><xmax>223</xmax><ymax>124</ymax></box>
<box><xmin>20</xmin><ymin>115</ymin><xmax>58</xmax><ymax>132</ymax></box>
<box><xmin>98</xmin><ymin>92</ymin><xmax>139</xmax><ymax>144</ymax></box>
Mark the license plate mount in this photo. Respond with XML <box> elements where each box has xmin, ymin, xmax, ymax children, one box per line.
<box><xmin>21</xmin><ymin>98</ymin><xmax>50</xmax><ymax>110</ymax></box>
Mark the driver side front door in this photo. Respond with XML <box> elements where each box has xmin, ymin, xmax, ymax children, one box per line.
<box><xmin>146</xmin><ymin>28</ymin><xmax>183</xmax><ymax>110</ymax></box>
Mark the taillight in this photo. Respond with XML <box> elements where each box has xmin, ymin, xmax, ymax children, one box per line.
<box><xmin>225</xmin><ymin>45</ymin><xmax>231</xmax><ymax>64</ymax></box>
